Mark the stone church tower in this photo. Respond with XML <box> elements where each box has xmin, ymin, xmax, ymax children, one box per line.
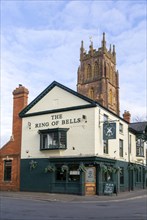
<box><xmin>77</xmin><ymin>33</ymin><xmax>120</xmax><ymax>116</ymax></box>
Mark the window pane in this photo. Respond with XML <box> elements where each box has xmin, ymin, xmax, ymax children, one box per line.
<box><xmin>102</xmin><ymin>172</ymin><xmax>113</xmax><ymax>182</ymax></box>
<box><xmin>69</xmin><ymin>165</ymin><xmax>80</xmax><ymax>182</ymax></box>
<box><xmin>120</xmin><ymin>167</ymin><xmax>124</xmax><ymax>184</ymax></box>
<box><xmin>43</xmin><ymin>134</ymin><xmax>48</xmax><ymax>149</ymax></box>
<box><xmin>56</xmin><ymin>166</ymin><xmax>66</xmax><ymax>181</ymax></box>
<box><xmin>129</xmin><ymin>135</ymin><xmax>131</xmax><ymax>153</ymax></box>
<box><xmin>119</xmin><ymin>123</ymin><xmax>123</xmax><ymax>133</ymax></box>
<box><xmin>4</xmin><ymin>160</ymin><xmax>12</xmax><ymax>181</ymax></box>
<box><xmin>103</xmin><ymin>140</ymin><xmax>108</xmax><ymax>154</ymax></box>
<box><xmin>136</xmin><ymin>138</ymin><xmax>144</xmax><ymax>156</ymax></box>
<box><xmin>59</xmin><ymin>131</ymin><xmax>66</xmax><ymax>148</ymax></box>
<box><xmin>104</xmin><ymin>114</ymin><xmax>108</xmax><ymax>122</ymax></box>
<box><xmin>119</xmin><ymin>139</ymin><xmax>123</xmax><ymax>157</ymax></box>
<box><xmin>49</xmin><ymin>132</ymin><xmax>58</xmax><ymax>147</ymax></box>
<box><xmin>40</xmin><ymin>129</ymin><xmax>67</xmax><ymax>150</ymax></box>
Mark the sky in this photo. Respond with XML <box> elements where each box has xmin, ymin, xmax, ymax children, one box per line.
<box><xmin>1</xmin><ymin>0</ymin><xmax>147</xmax><ymax>147</ymax></box>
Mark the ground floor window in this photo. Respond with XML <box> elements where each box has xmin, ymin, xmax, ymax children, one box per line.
<box><xmin>102</xmin><ymin>171</ymin><xmax>113</xmax><ymax>182</ymax></box>
<box><xmin>120</xmin><ymin>167</ymin><xmax>124</xmax><ymax>184</ymax></box>
<box><xmin>136</xmin><ymin>167</ymin><xmax>142</xmax><ymax>182</ymax></box>
<box><xmin>56</xmin><ymin>164</ymin><xmax>80</xmax><ymax>182</ymax></box>
<box><xmin>4</xmin><ymin>160</ymin><xmax>12</xmax><ymax>181</ymax></box>
<box><xmin>56</xmin><ymin>166</ymin><xmax>66</xmax><ymax>181</ymax></box>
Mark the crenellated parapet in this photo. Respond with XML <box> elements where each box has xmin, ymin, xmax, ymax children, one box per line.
<box><xmin>80</xmin><ymin>32</ymin><xmax>116</xmax><ymax>64</ymax></box>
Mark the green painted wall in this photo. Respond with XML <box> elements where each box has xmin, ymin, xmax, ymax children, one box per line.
<box><xmin>20</xmin><ymin>158</ymin><xmax>145</xmax><ymax>195</ymax></box>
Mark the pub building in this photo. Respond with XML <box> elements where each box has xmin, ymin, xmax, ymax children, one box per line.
<box><xmin>1</xmin><ymin>33</ymin><xmax>147</xmax><ymax>194</ymax></box>
<box><xmin>19</xmin><ymin>81</ymin><xmax>147</xmax><ymax>195</ymax></box>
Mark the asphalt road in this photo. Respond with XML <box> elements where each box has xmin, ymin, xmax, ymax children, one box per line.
<box><xmin>1</xmin><ymin>196</ymin><xmax>147</xmax><ymax>220</ymax></box>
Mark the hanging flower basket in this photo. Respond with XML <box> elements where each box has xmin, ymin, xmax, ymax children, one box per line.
<box><xmin>44</xmin><ymin>164</ymin><xmax>56</xmax><ymax>173</ymax></box>
<box><xmin>113</xmin><ymin>166</ymin><xmax>121</xmax><ymax>174</ymax></box>
<box><xmin>29</xmin><ymin>160</ymin><xmax>38</xmax><ymax>171</ymax></box>
<box><xmin>61</xmin><ymin>164</ymin><xmax>69</xmax><ymax>172</ymax></box>
<box><xmin>134</xmin><ymin>165</ymin><xmax>139</xmax><ymax>172</ymax></box>
<box><xmin>128</xmin><ymin>164</ymin><xmax>134</xmax><ymax>171</ymax></box>
<box><xmin>78</xmin><ymin>163</ymin><xmax>86</xmax><ymax>172</ymax></box>
<box><xmin>107</xmin><ymin>166</ymin><xmax>114</xmax><ymax>173</ymax></box>
<box><xmin>101</xmin><ymin>164</ymin><xmax>108</xmax><ymax>173</ymax></box>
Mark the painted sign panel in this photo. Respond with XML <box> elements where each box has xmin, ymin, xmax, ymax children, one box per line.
<box><xmin>85</xmin><ymin>167</ymin><xmax>96</xmax><ymax>183</ymax></box>
<box><xmin>103</xmin><ymin>122</ymin><xmax>116</xmax><ymax>140</ymax></box>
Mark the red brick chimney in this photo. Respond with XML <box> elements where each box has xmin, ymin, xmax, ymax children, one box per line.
<box><xmin>123</xmin><ymin>110</ymin><xmax>131</xmax><ymax>123</ymax></box>
<box><xmin>12</xmin><ymin>84</ymin><xmax>29</xmax><ymax>148</ymax></box>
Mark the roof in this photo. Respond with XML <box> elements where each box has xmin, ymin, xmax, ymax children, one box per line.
<box><xmin>19</xmin><ymin>81</ymin><xmax>97</xmax><ymax>117</ymax></box>
<box><xmin>129</xmin><ymin>121</ymin><xmax>147</xmax><ymax>133</ymax></box>
<box><xmin>129</xmin><ymin>122</ymin><xmax>147</xmax><ymax>141</ymax></box>
<box><xmin>19</xmin><ymin>80</ymin><xmax>132</xmax><ymax>124</ymax></box>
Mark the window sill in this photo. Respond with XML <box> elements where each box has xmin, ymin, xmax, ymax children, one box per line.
<box><xmin>40</xmin><ymin>147</ymin><xmax>67</xmax><ymax>151</ymax></box>
<box><xmin>3</xmin><ymin>180</ymin><xmax>12</xmax><ymax>183</ymax></box>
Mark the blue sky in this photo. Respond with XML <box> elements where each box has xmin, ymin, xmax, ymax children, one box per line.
<box><xmin>1</xmin><ymin>0</ymin><xmax>147</xmax><ymax>146</ymax></box>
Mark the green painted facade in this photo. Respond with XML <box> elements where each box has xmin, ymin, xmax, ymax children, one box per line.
<box><xmin>20</xmin><ymin>157</ymin><xmax>145</xmax><ymax>195</ymax></box>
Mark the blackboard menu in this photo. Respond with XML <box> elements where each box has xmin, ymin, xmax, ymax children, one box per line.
<box><xmin>104</xmin><ymin>183</ymin><xmax>114</xmax><ymax>195</ymax></box>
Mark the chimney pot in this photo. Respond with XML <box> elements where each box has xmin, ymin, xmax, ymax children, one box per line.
<box><xmin>123</xmin><ymin>110</ymin><xmax>131</xmax><ymax>123</ymax></box>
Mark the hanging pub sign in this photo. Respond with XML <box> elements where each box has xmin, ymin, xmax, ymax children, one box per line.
<box><xmin>103</xmin><ymin>122</ymin><xmax>116</xmax><ymax>140</ymax></box>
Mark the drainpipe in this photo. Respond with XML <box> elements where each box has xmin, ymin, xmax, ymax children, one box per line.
<box><xmin>128</xmin><ymin>129</ymin><xmax>131</xmax><ymax>191</ymax></box>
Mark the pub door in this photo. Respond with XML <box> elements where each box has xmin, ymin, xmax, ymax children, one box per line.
<box><xmin>85</xmin><ymin>167</ymin><xmax>96</xmax><ymax>195</ymax></box>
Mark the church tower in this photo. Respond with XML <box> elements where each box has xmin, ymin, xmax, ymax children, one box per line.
<box><xmin>77</xmin><ymin>33</ymin><xmax>120</xmax><ymax>116</ymax></box>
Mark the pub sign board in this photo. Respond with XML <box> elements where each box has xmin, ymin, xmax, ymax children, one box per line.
<box><xmin>103</xmin><ymin>122</ymin><xmax>116</xmax><ymax>140</ymax></box>
<box><xmin>104</xmin><ymin>182</ymin><xmax>114</xmax><ymax>195</ymax></box>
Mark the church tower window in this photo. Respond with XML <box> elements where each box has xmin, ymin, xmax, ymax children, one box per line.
<box><xmin>109</xmin><ymin>89</ymin><xmax>113</xmax><ymax>105</ymax></box>
<box><xmin>94</xmin><ymin>62</ymin><xmax>98</xmax><ymax>76</ymax></box>
<box><xmin>89</xmin><ymin>88</ymin><xmax>94</xmax><ymax>99</ymax></box>
<box><xmin>87</xmin><ymin>64</ymin><xmax>92</xmax><ymax>79</ymax></box>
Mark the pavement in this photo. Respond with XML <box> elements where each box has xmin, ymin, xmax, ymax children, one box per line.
<box><xmin>0</xmin><ymin>189</ymin><xmax>147</xmax><ymax>203</ymax></box>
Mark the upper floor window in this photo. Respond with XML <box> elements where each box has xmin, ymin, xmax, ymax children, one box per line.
<box><xmin>103</xmin><ymin>139</ymin><xmax>108</xmax><ymax>154</ymax></box>
<box><xmin>136</xmin><ymin>138</ymin><xmax>144</xmax><ymax>157</ymax></box>
<box><xmin>4</xmin><ymin>160</ymin><xmax>12</xmax><ymax>181</ymax></box>
<box><xmin>129</xmin><ymin>135</ymin><xmax>132</xmax><ymax>154</ymax></box>
<box><xmin>103</xmin><ymin>114</ymin><xmax>108</xmax><ymax>122</ymax></box>
<box><xmin>119</xmin><ymin>139</ymin><xmax>123</xmax><ymax>157</ymax></box>
<box><xmin>119</xmin><ymin>123</ymin><xmax>123</xmax><ymax>133</ymax></box>
<box><xmin>39</xmin><ymin>128</ymin><xmax>69</xmax><ymax>150</ymax></box>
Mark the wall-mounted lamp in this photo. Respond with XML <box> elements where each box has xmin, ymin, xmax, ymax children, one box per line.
<box><xmin>82</xmin><ymin>115</ymin><xmax>87</xmax><ymax>122</ymax></box>
<box><xmin>28</xmin><ymin>122</ymin><xmax>31</xmax><ymax>129</ymax></box>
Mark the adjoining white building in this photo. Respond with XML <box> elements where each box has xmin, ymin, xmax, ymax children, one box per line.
<box><xmin>20</xmin><ymin>81</ymin><xmax>147</xmax><ymax>195</ymax></box>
